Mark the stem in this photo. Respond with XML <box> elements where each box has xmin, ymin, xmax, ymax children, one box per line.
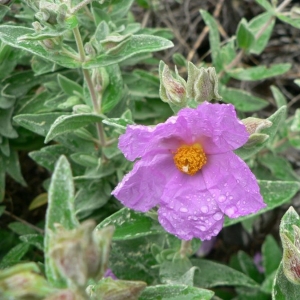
<box><xmin>70</xmin><ymin>0</ymin><xmax>94</xmax><ymax>15</ymax></box>
<box><xmin>72</xmin><ymin>26</ymin><xmax>106</xmax><ymax>147</ymax></box>
<box><xmin>277</xmin><ymin>0</ymin><xmax>293</xmax><ymax>12</ymax></box>
<box><xmin>4</xmin><ymin>210</ymin><xmax>45</xmax><ymax>235</ymax></box>
<box><xmin>179</xmin><ymin>240</ymin><xmax>193</xmax><ymax>258</ymax></box>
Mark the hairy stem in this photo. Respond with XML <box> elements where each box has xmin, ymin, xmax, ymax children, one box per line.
<box><xmin>72</xmin><ymin>26</ymin><xmax>106</xmax><ymax>147</ymax></box>
<box><xmin>179</xmin><ymin>240</ymin><xmax>193</xmax><ymax>257</ymax></box>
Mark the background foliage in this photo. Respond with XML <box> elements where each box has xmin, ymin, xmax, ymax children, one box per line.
<box><xmin>0</xmin><ymin>0</ymin><xmax>300</xmax><ymax>299</ymax></box>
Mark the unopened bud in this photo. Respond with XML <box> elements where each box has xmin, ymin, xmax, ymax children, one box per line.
<box><xmin>87</xmin><ymin>278</ymin><xmax>146</xmax><ymax>300</ymax></box>
<box><xmin>186</xmin><ymin>62</ymin><xmax>222</xmax><ymax>103</ymax></box>
<box><xmin>50</xmin><ymin>221</ymin><xmax>114</xmax><ymax>287</ymax></box>
<box><xmin>241</xmin><ymin>117</ymin><xmax>272</xmax><ymax>135</ymax></box>
<box><xmin>44</xmin><ymin>289</ymin><xmax>85</xmax><ymax>300</ymax></box>
<box><xmin>32</xmin><ymin>21</ymin><xmax>42</xmax><ymax>32</ymax></box>
<box><xmin>241</xmin><ymin>117</ymin><xmax>272</xmax><ymax>148</ymax></box>
<box><xmin>281</xmin><ymin>226</ymin><xmax>300</xmax><ymax>285</ymax></box>
<box><xmin>159</xmin><ymin>61</ymin><xmax>187</xmax><ymax>106</ymax></box>
<box><xmin>0</xmin><ymin>263</ymin><xmax>54</xmax><ymax>298</ymax></box>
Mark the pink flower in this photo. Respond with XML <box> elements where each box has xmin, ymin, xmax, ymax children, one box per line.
<box><xmin>112</xmin><ymin>102</ymin><xmax>266</xmax><ymax>241</ymax></box>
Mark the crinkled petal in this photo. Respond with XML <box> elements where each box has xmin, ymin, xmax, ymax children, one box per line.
<box><xmin>112</xmin><ymin>153</ymin><xmax>176</xmax><ymax>212</ymax></box>
<box><xmin>158</xmin><ymin>172</ymin><xmax>224</xmax><ymax>240</ymax></box>
<box><xmin>202</xmin><ymin>152</ymin><xmax>266</xmax><ymax>218</ymax></box>
<box><xmin>178</xmin><ymin>102</ymin><xmax>249</xmax><ymax>154</ymax></box>
<box><xmin>119</xmin><ymin>116</ymin><xmax>192</xmax><ymax>161</ymax></box>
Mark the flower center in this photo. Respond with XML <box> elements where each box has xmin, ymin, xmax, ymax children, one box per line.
<box><xmin>173</xmin><ymin>144</ymin><xmax>207</xmax><ymax>175</ymax></box>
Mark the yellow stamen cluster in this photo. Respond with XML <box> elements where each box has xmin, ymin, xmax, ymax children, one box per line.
<box><xmin>173</xmin><ymin>144</ymin><xmax>207</xmax><ymax>175</ymax></box>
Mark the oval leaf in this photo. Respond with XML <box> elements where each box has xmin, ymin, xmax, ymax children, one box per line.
<box><xmin>97</xmin><ymin>208</ymin><xmax>164</xmax><ymax>241</ymax></box>
<box><xmin>45</xmin><ymin>113</ymin><xmax>103</xmax><ymax>143</ymax></box>
<box><xmin>83</xmin><ymin>35</ymin><xmax>173</xmax><ymax>68</ymax></box>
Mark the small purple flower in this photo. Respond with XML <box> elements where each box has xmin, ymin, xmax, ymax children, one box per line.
<box><xmin>112</xmin><ymin>102</ymin><xmax>266</xmax><ymax>241</ymax></box>
<box><xmin>104</xmin><ymin>269</ymin><xmax>117</xmax><ymax>280</ymax></box>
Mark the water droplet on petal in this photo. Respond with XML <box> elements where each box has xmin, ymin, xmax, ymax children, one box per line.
<box><xmin>213</xmin><ymin>212</ymin><xmax>223</xmax><ymax>221</ymax></box>
<box><xmin>213</xmin><ymin>229</ymin><xmax>219</xmax><ymax>235</ymax></box>
<box><xmin>180</xmin><ymin>207</ymin><xmax>188</xmax><ymax>213</ymax></box>
<box><xmin>236</xmin><ymin>179</ymin><xmax>240</xmax><ymax>183</ymax></box>
<box><xmin>199</xmin><ymin>225</ymin><xmax>206</xmax><ymax>231</ymax></box>
<box><xmin>193</xmin><ymin>216</ymin><xmax>198</xmax><ymax>221</ymax></box>
<box><xmin>218</xmin><ymin>195</ymin><xmax>226</xmax><ymax>202</ymax></box>
<box><xmin>225</xmin><ymin>206</ymin><xmax>237</xmax><ymax>216</ymax></box>
<box><xmin>201</xmin><ymin>206</ymin><xmax>209</xmax><ymax>213</ymax></box>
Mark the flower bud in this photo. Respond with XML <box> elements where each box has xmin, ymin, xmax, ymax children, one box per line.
<box><xmin>281</xmin><ymin>226</ymin><xmax>300</xmax><ymax>285</ymax></box>
<box><xmin>186</xmin><ymin>62</ymin><xmax>222</xmax><ymax>103</ymax></box>
<box><xmin>86</xmin><ymin>278</ymin><xmax>146</xmax><ymax>300</ymax></box>
<box><xmin>44</xmin><ymin>289</ymin><xmax>85</xmax><ymax>300</ymax></box>
<box><xmin>0</xmin><ymin>263</ymin><xmax>54</xmax><ymax>299</ymax></box>
<box><xmin>49</xmin><ymin>220</ymin><xmax>114</xmax><ymax>287</ymax></box>
<box><xmin>159</xmin><ymin>61</ymin><xmax>187</xmax><ymax>106</ymax></box>
<box><xmin>241</xmin><ymin>117</ymin><xmax>272</xmax><ymax>148</ymax></box>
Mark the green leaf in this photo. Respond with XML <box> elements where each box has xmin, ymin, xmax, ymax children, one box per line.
<box><xmin>139</xmin><ymin>285</ymin><xmax>214</xmax><ymax>300</ymax></box>
<box><xmin>236</xmin><ymin>19</ymin><xmax>255</xmax><ymax>51</ymax></box>
<box><xmin>14</xmin><ymin>112</ymin><xmax>68</xmax><ymax>136</ymax></box>
<box><xmin>259</xmin><ymin>154</ymin><xmax>299</xmax><ymax>181</ymax></box>
<box><xmin>44</xmin><ymin>156</ymin><xmax>78</xmax><ymax>287</ymax></box>
<box><xmin>255</xmin><ymin>0</ymin><xmax>274</xmax><ymax>11</ymax></box>
<box><xmin>224</xmin><ymin>180</ymin><xmax>300</xmax><ymax>227</ymax></box>
<box><xmin>57</xmin><ymin>74</ymin><xmax>83</xmax><ymax>97</ymax></box>
<box><xmin>8</xmin><ymin>222</ymin><xmax>36</xmax><ymax>236</ymax></box>
<box><xmin>0</xmin><ymin>155</ymin><xmax>5</xmax><ymax>201</ymax></box>
<box><xmin>19</xmin><ymin>234</ymin><xmax>44</xmax><ymax>251</ymax></box>
<box><xmin>110</xmin><ymin>235</ymin><xmax>161</xmax><ymax>284</ymax></box>
<box><xmin>75</xmin><ymin>181</ymin><xmax>110</xmax><ymax>219</ymax></box>
<box><xmin>261</xmin><ymin>270</ymin><xmax>277</xmax><ymax>294</ymax></box>
<box><xmin>262</xmin><ymin>235</ymin><xmax>282</xmax><ymax>276</ymax></box>
<box><xmin>0</xmin><ymin>26</ymin><xmax>81</xmax><ymax>68</ymax></box>
<box><xmin>97</xmin><ymin>208</ymin><xmax>164</xmax><ymax>241</ymax></box>
<box><xmin>200</xmin><ymin>10</ymin><xmax>221</xmax><ymax>71</ymax></box>
<box><xmin>0</xmin><ymin>205</ymin><xmax>5</xmax><ymax>217</ymax></box>
<box><xmin>45</xmin><ymin>113</ymin><xmax>103</xmax><ymax>143</ymax></box>
<box><xmin>29</xmin><ymin>193</ymin><xmax>48</xmax><ymax>210</ymax></box>
<box><xmin>83</xmin><ymin>35</ymin><xmax>173</xmax><ymax>68</ymax></box>
<box><xmin>0</xmin><ymin>5</ymin><xmax>10</xmax><ymax>22</ymax></box>
<box><xmin>29</xmin><ymin>145</ymin><xmax>72</xmax><ymax>172</ymax></box>
<box><xmin>276</xmin><ymin>13</ymin><xmax>300</xmax><ymax>29</ymax></box>
<box><xmin>237</xmin><ymin>251</ymin><xmax>264</xmax><ymax>283</ymax></box>
<box><xmin>102</xmin><ymin>64</ymin><xmax>123</xmax><ymax>113</ymax></box>
<box><xmin>102</xmin><ymin>116</ymin><xmax>134</xmax><ymax>130</ymax></box>
<box><xmin>270</xmin><ymin>85</ymin><xmax>287</xmax><ymax>108</ymax></box>
<box><xmin>248</xmin><ymin>12</ymin><xmax>275</xmax><ymax>55</ymax></box>
<box><xmin>5</xmin><ymin>150</ymin><xmax>26</xmax><ymax>187</ymax></box>
<box><xmin>192</xmin><ymin>259</ymin><xmax>259</xmax><ymax>288</ymax></box>
<box><xmin>291</xmin><ymin>109</ymin><xmax>300</xmax><ymax>132</ymax></box>
<box><xmin>0</xmin><ymin>107</ymin><xmax>18</xmax><ymax>138</ymax></box>
<box><xmin>226</xmin><ymin>63</ymin><xmax>291</xmax><ymax>81</ymax></box>
<box><xmin>0</xmin><ymin>243</ymin><xmax>30</xmax><ymax>269</ymax></box>
<box><xmin>219</xmin><ymin>85</ymin><xmax>268</xmax><ymax>112</ymax></box>
<box><xmin>272</xmin><ymin>262</ymin><xmax>300</xmax><ymax>300</ymax></box>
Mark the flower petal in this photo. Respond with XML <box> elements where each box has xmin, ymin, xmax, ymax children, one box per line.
<box><xmin>112</xmin><ymin>153</ymin><xmax>176</xmax><ymax>212</ymax></box>
<box><xmin>158</xmin><ymin>172</ymin><xmax>224</xmax><ymax>240</ymax></box>
<box><xmin>119</xmin><ymin>116</ymin><xmax>192</xmax><ymax>161</ymax></box>
<box><xmin>202</xmin><ymin>152</ymin><xmax>266</xmax><ymax>218</ymax></box>
<box><xmin>178</xmin><ymin>102</ymin><xmax>249</xmax><ymax>154</ymax></box>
